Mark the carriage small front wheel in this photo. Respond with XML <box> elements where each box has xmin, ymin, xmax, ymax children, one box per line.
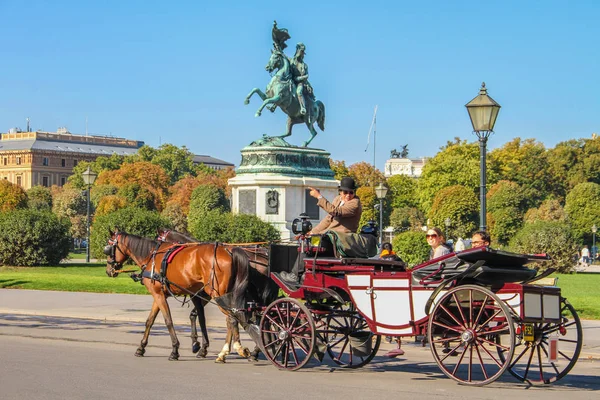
<box><xmin>259</xmin><ymin>298</ymin><xmax>316</xmax><ymax>371</ymax></box>
<box><xmin>427</xmin><ymin>284</ymin><xmax>515</xmax><ymax>386</ymax></box>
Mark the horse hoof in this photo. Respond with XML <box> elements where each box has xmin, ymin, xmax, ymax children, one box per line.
<box><xmin>215</xmin><ymin>358</ymin><xmax>226</xmax><ymax>364</ymax></box>
<box><xmin>196</xmin><ymin>349</ymin><xmax>208</xmax><ymax>358</ymax></box>
<box><xmin>169</xmin><ymin>354</ymin><xmax>179</xmax><ymax>361</ymax></box>
<box><xmin>135</xmin><ymin>349</ymin><xmax>145</xmax><ymax>357</ymax></box>
<box><xmin>239</xmin><ymin>348</ymin><xmax>251</xmax><ymax>358</ymax></box>
<box><xmin>192</xmin><ymin>342</ymin><xmax>201</xmax><ymax>354</ymax></box>
<box><xmin>255</xmin><ymin>112</ymin><xmax>261</xmax><ymax>117</ymax></box>
<box><xmin>248</xmin><ymin>356</ymin><xmax>259</xmax><ymax>363</ymax></box>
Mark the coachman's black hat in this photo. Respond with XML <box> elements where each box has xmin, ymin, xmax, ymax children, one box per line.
<box><xmin>338</xmin><ymin>177</ymin><xmax>358</xmax><ymax>192</ymax></box>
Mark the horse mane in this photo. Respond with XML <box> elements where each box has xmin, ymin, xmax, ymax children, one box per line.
<box><xmin>122</xmin><ymin>232</ymin><xmax>160</xmax><ymax>260</ymax></box>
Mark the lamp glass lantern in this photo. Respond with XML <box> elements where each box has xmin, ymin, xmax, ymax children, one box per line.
<box><xmin>82</xmin><ymin>166</ymin><xmax>97</xmax><ymax>263</ymax></box>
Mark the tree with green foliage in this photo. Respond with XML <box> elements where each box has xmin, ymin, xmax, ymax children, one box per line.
<box><xmin>417</xmin><ymin>138</ymin><xmax>484</xmax><ymax>213</ymax></box>
<box><xmin>386</xmin><ymin>174</ymin><xmax>419</xmax><ymax>210</ymax></box>
<box><xmin>356</xmin><ymin>186</ymin><xmax>377</xmax><ymax>230</ymax></box>
<box><xmin>188</xmin><ymin>210</ymin><xmax>279</xmax><ymax>243</ymax></box>
<box><xmin>329</xmin><ymin>159</ymin><xmax>349</xmax><ymax>181</ymax></box>
<box><xmin>90</xmin><ymin>184</ymin><xmax>118</xmax><ymax>207</ymax></box>
<box><xmin>392</xmin><ymin>231</ymin><xmax>430</xmax><ymax>268</ymax></box>
<box><xmin>347</xmin><ymin>162</ymin><xmax>385</xmax><ymax>188</ymax></box>
<box><xmin>27</xmin><ymin>185</ymin><xmax>53</xmax><ymax>211</ymax></box>
<box><xmin>428</xmin><ymin>185</ymin><xmax>478</xmax><ymax>240</ymax></box>
<box><xmin>90</xmin><ymin>207</ymin><xmax>170</xmax><ymax>259</ymax></box>
<box><xmin>117</xmin><ymin>183</ymin><xmax>157</xmax><ymax>210</ymax></box>
<box><xmin>488</xmin><ymin>138</ymin><xmax>551</xmax><ymax>209</ymax></box>
<box><xmin>161</xmin><ymin>202</ymin><xmax>188</xmax><ymax>233</ymax></box>
<box><xmin>52</xmin><ymin>186</ymin><xmax>87</xmax><ymax>240</ymax></box>
<box><xmin>389</xmin><ymin>206</ymin><xmax>425</xmax><ymax>232</ymax></box>
<box><xmin>188</xmin><ymin>184</ymin><xmax>230</xmax><ymax>224</ymax></box>
<box><xmin>564</xmin><ymin>182</ymin><xmax>600</xmax><ymax>242</ymax></box>
<box><xmin>524</xmin><ymin>199</ymin><xmax>566</xmax><ymax>224</ymax></box>
<box><xmin>0</xmin><ymin>210</ymin><xmax>70</xmax><ymax>266</ymax></box>
<box><xmin>68</xmin><ymin>155</ymin><xmax>124</xmax><ymax>190</ymax></box>
<box><xmin>0</xmin><ymin>180</ymin><xmax>27</xmax><ymax>211</ymax></box>
<box><xmin>486</xmin><ymin>180</ymin><xmax>527</xmax><ymax>246</ymax></box>
<box><xmin>132</xmin><ymin>144</ymin><xmax>196</xmax><ymax>185</ymax></box>
<box><xmin>509</xmin><ymin>221</ymin><xmax>578</xmax><ymax>273</ymax></box>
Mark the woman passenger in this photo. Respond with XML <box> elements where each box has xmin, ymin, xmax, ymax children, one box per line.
<box><xmin>427</xmin><ymin>227</ymin><xmax>451</xmax><ymax>259</ymax></box>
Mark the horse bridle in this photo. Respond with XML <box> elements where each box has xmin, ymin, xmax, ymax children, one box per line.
<box><xmin>104</xmin><ymin>233</ymin><xmax>124</xmax><ymax>274</ymax></box>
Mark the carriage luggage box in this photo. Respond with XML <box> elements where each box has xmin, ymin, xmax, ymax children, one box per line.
<box><xmin>519</xmin><ymin>284</ymin><xmax>562</xmax><ymax>323</ymax></box>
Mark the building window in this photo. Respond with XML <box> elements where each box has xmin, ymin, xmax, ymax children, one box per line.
<box><xmin>16</xmin><ymin>156</ymin><xmax>21</xmax><ymax>165</ymax></box>
<box><xmin>16</xmin><ymin>176</ymin><xmax>22</xmax><ymax>187</ymax></box>
<box><xmin>42</xmin><ymin>176</ymin><xmax>49</xmax><ymax>187</ymax></box>
<box><xmin>73</xmin><ymin>160</ymin><xmax>78</xmax><ymax>167</ymax></box>
<box><xmin>60</xmin><ymin>177</ymin><xmax>66</xmax><ymax>186</ymax></box>
<box><xmin>2</xmin><ymin>158</ymin><xmax>6</xmax><ymax>166</ymax></box>
<box><xmin>43</xmin><ymin>157</ymin><xmax>49</xmax><ymax>166</ymax></box>
<box><xmin>61</xmin><ymin>159</ymin><xmax>66</xmax><ymax>167</ymax></box>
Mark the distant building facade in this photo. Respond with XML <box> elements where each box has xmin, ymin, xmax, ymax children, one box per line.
<box><xmin>384</xmin><ymin>157</ymin><xmax>428</xmax><ymax>178</ymax></box>
<box><xmin>193</xmin><ymin>154</ymin><xmax>234</xmax><ymax>171</ymax></box>
<box><xmin>0</xmin><ymin>128</ymin><xmax>143</xmax><ymax>189</ymax></box>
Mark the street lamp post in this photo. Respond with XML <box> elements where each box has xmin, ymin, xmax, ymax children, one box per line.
<box><xmin>444</xmin><ymin>217</ymin><xmax>451</xmax><ymax>240</ymax></box>
<box><xmin>82</xmin><ymin>166</ymin><xmax>97</xmax><ymax>263</ymax></box>
<box><xmin>465</xmin><ymin>82</ymin><xmax>501</xmax><ymax>232</ymax></box>
<box><xmin>593</xmin><ymin>224</ymin><xmax>597</xmax><ymax>262</ymax></box>
<box><xmin>374</xmin><ymin>183</ymin><xmax>389</xmax><ymax>247</ymax></box>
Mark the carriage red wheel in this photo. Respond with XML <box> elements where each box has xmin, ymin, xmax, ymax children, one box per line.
<box><xmin>324</xmin><ymin>310</ymin><xmax>381</xmax><ymax>368</ymax></box>
<box><xmin>498</xmin><ymin>297</ymin><xmax>583</xmax><ymax>384</ymax></box>
<box><xmin>427</xmin><ymin>285</ymin><xmax>515</xmax><ymax>386</ymax></box>
<box><xmin>260</xmin><ymin>298</ymin><xmax>316</xmax><ymax>370</ymax></box>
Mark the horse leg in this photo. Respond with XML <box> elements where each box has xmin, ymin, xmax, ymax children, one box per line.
<box><xmin>150</xmin><ymin>290</ymin><xmax>180</xmax><ymax>361</ymax></box>
<box><xmin>136</xmin><ymin>300</ymin><xmax>160</xmax><ymax>357</ymax></box>
<box><xmin>229</xmin><ymin>316</ymin><xmax>251</xmax><ymax>359</ymax></box>
<box><xmin>249</xmin><ymin>346</ymin><xmax>261</xmax><ymax>362</ymax></box>
<box><xmin>302</xmin><ymin>120</ymin><xmax>319</xmax><ymax>147</ymax></box>
<box><xmin>277</xmin><ymin>116</ymin><xmax>295</xmax><ymax>139</ymax></box>
<box><xmin>189</xmin><ymin>307</ymin><xmax>200</xmax><ymax>354</ymax></box>
<box><xmin>216</xmin><ymin>316</ymin><xmax>233</xmax><ymax>363</ymax></box>
<box><xmin>191</xmin><ymin>296</ymin><xmax>210</xmax><ymax>358</ymax></box>
<box><xmin>256</xmin><ymin>94</ymin><xmax>281</xmax><ymax>117</ymax></box>
<box><xmin>244</xmin><ymin>88</ymin><xmax>267</xmax><ymax>105</ymax></box>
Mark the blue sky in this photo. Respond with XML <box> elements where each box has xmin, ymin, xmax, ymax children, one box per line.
<box><xmin>1</xmin><ymin>0</ymin><xmax>598</xmax><ymax>170</ymax></box>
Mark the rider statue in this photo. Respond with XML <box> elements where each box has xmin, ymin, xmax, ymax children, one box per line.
<box><xmin>291</xmin><ymin>43</ymin><xmax>314</xmax><ymax>116</ymax></box>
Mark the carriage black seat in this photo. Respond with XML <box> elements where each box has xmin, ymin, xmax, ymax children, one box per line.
<box><xmin>321</xmin><ymin>231</ymin><xmax>378</xmax><ymax>259</ymax></box>
<box><xmin>412</xmin><ymin>247</ymin><xmax>542</xmax><ymax>285</ymax></box>
<box><xmin>268</xmin><ymin>243</ymin><xmax>300</xmax><ymax>274</ymax></box>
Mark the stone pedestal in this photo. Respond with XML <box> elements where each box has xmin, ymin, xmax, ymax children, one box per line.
<box><xmin>229</xmin><ymin>142</ymin><xmax>339</xmax><ymax>240</ymax></box>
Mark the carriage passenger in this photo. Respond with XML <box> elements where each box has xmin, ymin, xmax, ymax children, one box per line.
<box><xmin>471</xmin><ymin>231</ymin><xmax>491</xmax><ymax>248</ymax></box>
<box><xmin>427</xmin><ymin>227</ymin><xmax>452</xmax><ymax>259</ymax></box>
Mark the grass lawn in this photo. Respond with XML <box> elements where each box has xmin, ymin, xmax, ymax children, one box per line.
<box><xmin>1</xmin><ymin>265</ymin><xmax>599</xmax><ymax>319</ymax></box>
<box><xmin>553</xmin><ymin>272</ymin><xmax>600</xmax><ymax>320</ymax></box>
<box><xmin>0</xmin><ymin>264</ymin><xmax>148</xmax><ymax>295</ymax></box>
<box><xmin>68</xmin><ymin>250</ymin><xmax>87</xmax><ymax>260</ymax></box>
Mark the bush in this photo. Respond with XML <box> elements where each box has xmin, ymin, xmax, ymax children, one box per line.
<box><xmin>508</xmin><ymin>221</ymin><xmax>579</xmax><ymax>273</ymax></box>
<box><xmin>0</xmin><ymin>210</ymin><xmax>71</xmax><ymax>266</ymax></box>
<box><xmin>188</xmin><ymin>210</ymin><xmax>279</xmax><ymax>243</ymax></box>
<box><xmin>91</xmin><ymin>207</ymin><xmax>170</xmax><ymax>259</ymax></box>
<box><xmin>389</xmin><ymin>206</ymin><xmax>425</xmax><ymax>232</ymax></box>
<box><xmin>0</xmin><ymin>180</ymin><xmax>27</xmax><ymax>211</ymax></box>
<box><xmin>392</xmin><ymin>231</ymin><xmax>430</xmax><ymax>268</ymax></box>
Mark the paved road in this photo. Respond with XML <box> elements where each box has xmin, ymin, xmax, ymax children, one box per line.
<box><xmin>1</xmin><ymin>314</ymin><xmax>599</xmax><ymax>400</ymax></box>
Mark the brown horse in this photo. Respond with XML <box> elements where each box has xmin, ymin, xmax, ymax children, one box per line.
<box><xmin>156</xmin><ymin>228</ymin><xmax>270</xmax><ymax>362</ymax></box>
<box><xmin>104</xmin><ymin>228</ymin><xmax>249</xmax><ymax>361</ymax></box>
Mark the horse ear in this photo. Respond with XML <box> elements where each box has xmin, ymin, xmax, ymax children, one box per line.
<box><xmin>108</xmin><ymin>227</ymin><xmax>113</xmax><ymax>236</ymax></box>
<box><xmin>114</xmin><ymin>226</ymin><xmax>121</xmax><ymax>233</ymax></box>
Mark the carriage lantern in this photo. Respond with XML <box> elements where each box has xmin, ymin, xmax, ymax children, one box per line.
<box><xmin>465</xmin><ymin>82</ymin><xmax>501</xmax><ymax>231</ymax></box>
<box><xmin>291</xmin><ymin>212</ymin><xmax>312</xmax><ymax>236</ymax></box>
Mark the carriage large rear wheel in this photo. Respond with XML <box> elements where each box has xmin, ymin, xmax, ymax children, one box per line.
<box><xmin>498</xmin><ymin>297</ymin><xmax>583</xmax><ymax>384</ymax></box>
<box><xmin>323</xmin><ymin>309</ymin><xmax>381</xmax><ymax>368</ymax></box>
<box><xmin>259</xmin><ymin>298</ymin><xmax>316</xmax><ymax>371</ymax></box>
<box><xmin>428</xmin><ymin>285</ymin><xmax>515</xmax><ymax>386</ymax></box>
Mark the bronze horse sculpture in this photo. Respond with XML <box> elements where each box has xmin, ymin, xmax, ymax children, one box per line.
<box><xmin>244</xmin><ymin>49</ymin><xmax>325</xmax><ymax>147</ymax></box>
<box><xmin>156</xmin><ymin>228</ymin><xmax>270</xmax><ymax>362</ymax></box>
<box><xmin>104</xmin><ymin>228</ymin><xmax>249</xmax><ymax>361</ymax></box>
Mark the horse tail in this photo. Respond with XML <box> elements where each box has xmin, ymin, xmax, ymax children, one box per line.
<box><xmin>230</xmin><ymin>247</ymin><xmax>250</xmax><ymax>308</ymax></box>
<box><xmin>317</xmin><ymin>100</ymin><xmax>325</xmax><ymax>131</ymax></box>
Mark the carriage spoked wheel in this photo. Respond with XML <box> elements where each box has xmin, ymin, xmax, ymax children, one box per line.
<box><xmin>323</xmin><ymin>307</ymin><xmax>381</xmax><ymax>368</ymax></box>
<box><xmin>427</xmin><ymin>284</ymin><xmax>515</xmax><ymax>386</ymax></box>
<box><xmin>259</xmin><ymin>298</ymin><xmax>316</xmax><ymax>371</ymax></box>
<box><xmin>497</xmin><ymin>297</ymin><xmax>583</xmax><ymax>384</ymax></box>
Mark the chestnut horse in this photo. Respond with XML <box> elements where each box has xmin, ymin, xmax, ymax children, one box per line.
<box><xmin>156</xmin><ymin>228</ymin><xmax>270</xmax><ymax>362</ymax></box>
<box><xmin>104</xmin><ymin>228</ymin><xmax>249</xmax><ymax>361</ymax></box>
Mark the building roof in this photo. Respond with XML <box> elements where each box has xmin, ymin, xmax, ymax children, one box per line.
<box><xmin>0</xmin><ymin>138</ymin><xmax>140</xmax><ymax>156</ymax></box>
<box><xmin>193</xmin><ymin>154</ymin><xmax>234</xmax><ymax>167</ymax></box>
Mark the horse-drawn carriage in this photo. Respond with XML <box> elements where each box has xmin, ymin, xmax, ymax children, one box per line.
<box><xmin>232</xmin><ymin>228</ymin><xmax>582</xmax><ymax>386</ymax></box>
<box><xmin>104</xmin><ymin>226</ymin><xmax>582</xmax><ymax>386</ymax></box>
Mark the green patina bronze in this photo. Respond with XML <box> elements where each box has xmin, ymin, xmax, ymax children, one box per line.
<box><xmin>244</xmin><ymin>21</ymin><xmax>326</xmax><ymax>148</ymax></box>
<box><xmin>237</xmin><ymin>144</ymin><xmax>334</xmax><ymax>179</ymax></box>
